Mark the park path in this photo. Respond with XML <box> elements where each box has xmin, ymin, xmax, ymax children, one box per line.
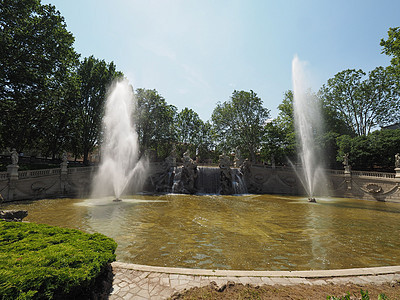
<box><xmin>109</xmin><ymin>262</ymin><xmax>400</xmax><ymax>300</ymax></box>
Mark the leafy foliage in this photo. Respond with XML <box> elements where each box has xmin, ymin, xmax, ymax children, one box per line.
<box><xmin>381</xmin><ymin>27</ymin><xmax>400</xmax><ymax>68</ymax></box>
<box><xmin>211</xmin><ymin>90</ymin><xmax>270</xmax><ymax>162</ymax></box>
<box><xmin>0</xmin><ymin>220</ymin><xmax>117</xmax><ymax>299</ymax></box>
<box><xmin>262</xmin><ymin>91</ymin><xmax>296</xmax><ymax>164</ymax></box>
<box><xmin>0</xmin><ymin>0</ymin><xmax>79</xmax><ymax>152</ymax></box>
<box><xmin>74</xmin><ymin>56</ymin><xmax>123</xmax><ymax>165</ymax></box>
<box><xmin>175</xmin><ymin>108</ymin><xmax>213</xmax><ymax>161</ymax></box>
<box><xmin>135</xmin><ymin>88</ymin><xmax>177</xmax><ymax>160</ymax></box>
<box><xmin>336</xmin><ymin>129</ymin><xmax>400</xmax><ymax>170</ymax></box>
<box><xmin>327</xmin><ymin>289</ymin><xmax>389</xmax><ymax>300</ymax></box>
<box><xmin>320</xmin><ymin>68</ymin><xmax>399</xmax><ymax>136</ymax></box>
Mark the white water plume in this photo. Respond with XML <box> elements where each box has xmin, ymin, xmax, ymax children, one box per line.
<box><xmin>91</xmin><ymin>79</ymin><xmax>148</xmax><ymax>199</ymax></box>
<box><xmin>292</xmin><ymin>55</ymin><xmax>328</xmax><ymax>198</ymax></box>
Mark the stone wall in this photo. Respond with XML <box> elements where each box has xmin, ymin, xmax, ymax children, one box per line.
<box><xmin>1</xmin><ymin>163</ymin><xmax>400</xmax><ymax>203</ymax></box>
<box><xmin>0</xmin><ymin>166</ymin><xmax>97</xmax><ymax>202</ymax></box>
<box><xmin>243</xmin><ymin>165</ymin><xmax>400</xmax><ymax>203</ymax></box>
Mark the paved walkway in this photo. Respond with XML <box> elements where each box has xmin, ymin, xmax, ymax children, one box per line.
<box><xmin>109</xmin><ymin>262</ymin><xmax>400</xmax><ymax>299</ymax></box>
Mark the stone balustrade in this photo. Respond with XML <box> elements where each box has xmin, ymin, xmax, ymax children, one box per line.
<box><xmin>1</xmin><ymin>162</ymin><xmax>400</xmax><ymax>203</ymax></box>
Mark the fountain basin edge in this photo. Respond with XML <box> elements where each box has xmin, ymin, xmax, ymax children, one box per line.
<box><xmin>112</xmin><ymin>261</ymin><xmax>400</xmax><ymax>278</ymax></box>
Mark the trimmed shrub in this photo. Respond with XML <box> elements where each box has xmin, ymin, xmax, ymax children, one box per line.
<box><xmin>0</xmin><ymin>220</ymin><xmax>117</xmax><ymax>299</ymax></box>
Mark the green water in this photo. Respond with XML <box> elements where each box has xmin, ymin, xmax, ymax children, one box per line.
<box><xmin>2</xmin><ymin>194</ymin><xmax>400</xmax><ymax>271</ymax></box>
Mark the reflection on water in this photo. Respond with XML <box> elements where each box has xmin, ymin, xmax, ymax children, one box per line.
<box><xmin>2</xmin><ymin>194</ymin><xmax>400</xmax><ymax>271</ymax></box>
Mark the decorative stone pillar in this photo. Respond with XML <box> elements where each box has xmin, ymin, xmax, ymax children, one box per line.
<box><xmin>343</xmin><ymin>153</ymin><xmax>352</xmax><ymax>190</ymax></box>
<box><xmin>394</xmin><ymin>153</ymin><xmax>400</xmax><ymax>181</ymax></box>
<box><xmin>60</xmin><ymin>151</ymin><xmax>69</xmax><ymax>194</ymax></box>
<box><xmin>7</xmin><ymin>149</ymin><xmax>19</xmax><ymax>201</ymax></box>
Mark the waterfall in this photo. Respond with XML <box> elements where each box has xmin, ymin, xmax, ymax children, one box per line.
<box><xmin>232</xmin><ymin>169</ymin><xmax>247</xmax><ymax>194</ymax></box>
<box><xmin>197</xmin><ymin>167</ymin><xmax>220</xmax><ymax>194</ymax></box>
<box><xmin>171</xmin><ymin>166</ymin><xmax>182</xmax><ymax>193</ymax></box>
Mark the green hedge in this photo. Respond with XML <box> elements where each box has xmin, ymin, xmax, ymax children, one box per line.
<box><xmin>0</xmin><ymin>220</ymin><xmax>117</xmax><ymax>299</ymax></box>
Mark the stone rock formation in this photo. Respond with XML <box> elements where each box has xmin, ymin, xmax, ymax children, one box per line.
<box><xmin>152</xmin><ymin>147</ymin><xmax>177</xmax><ymax>192</ymax></box>
<box><xmin>219</xmin><ymin>153</ymin><xmax>233</xmax><ymax>195</ymax></box>
<box><xmin>0</xmin><ymin>210</ymin><xmax>28</xmax><ymax>222</ymax></box>
<box><xmin>175</xmin><ymin>151</ymin><xmax>198</xmax><ymax>194</ymax></box>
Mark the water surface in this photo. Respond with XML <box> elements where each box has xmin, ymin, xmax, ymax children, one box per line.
<box><xmin>2</xmin><ymin>194</ymin><xmax>400</xmax><ymax>271</ymax></box>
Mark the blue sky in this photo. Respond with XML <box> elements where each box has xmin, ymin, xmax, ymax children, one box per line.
<box><xmin>42</xmin><ymin>0</ymin><xmax>399</xmax><ymax>121</ymax></box>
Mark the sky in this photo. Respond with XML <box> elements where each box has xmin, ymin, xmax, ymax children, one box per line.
<box><xmin>42</xmin><ymin>0</ymin><xmax>400</xmax><ymax>121</ymax></box>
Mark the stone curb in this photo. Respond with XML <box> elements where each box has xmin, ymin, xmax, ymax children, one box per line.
<box><xmin>111</xmin><ymin>262</ymin><xmax>400</xmax><ymax>278</ymax></box>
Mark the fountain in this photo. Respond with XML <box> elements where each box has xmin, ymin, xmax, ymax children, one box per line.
<box><xmin>91</xmin><ymin>79</ymin><xmax>148</xmax><ymax>200</ymax></box>
<box><xmin>4</xmin><ymin>195</ymin><xmax>400</xmax><ymax>270</ymax></box>
<box><xmin>292</xmin><ymin>55</ymin><xmax>328</xmax><ymax>201</ymax></box>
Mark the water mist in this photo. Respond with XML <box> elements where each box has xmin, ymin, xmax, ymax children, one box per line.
<box><xmin>91</xmin><ymin>79</ymin><xmax>148</xmax><ymax>200</ymax></box>
<box><xmin>292</xmin><ymin>55</ymin><xmax>328</xmax><ymax>200</ymax></box>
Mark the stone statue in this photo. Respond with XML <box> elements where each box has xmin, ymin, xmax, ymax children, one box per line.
<box><xmin>395</xmin><ymin>153</ymin><xmax>400</xmax><ymax>168</ymax></box>
<box><xmin>174</xmin><ymin>150</ymin><xmax>198</xmax><ymax>194</ymax></box>
<box><xmin>219</xmin><ymin>153</ymin><xmax>233</xmax><ymax>195</ymax></box>
<box><xmin>342</xmin><ymin>153</ymin><xmax>349</xmax><ymax>167</ymax></box>
<box><xmin>239</xmin><ymin>159</ymin><xmax>261</xmax><ymax>193</ymax></box>
<box><xmin>62</xmin><ymin>151</ymin><xmax>68</xmax><ymax>164</ymax></box>
<box><xmin>219</xmin><ymin>153</ymin><xmax>231</xmax><ymax>169</ymax></box>
<box><xmin>10</xmin><ymin>148</ymin><xmax>18</xmax><ymax>165</ymax></box>
<box><xmin>152</xmin><ymin>146</ymin><xmax>177</xmax><ymax>192</ymax></box>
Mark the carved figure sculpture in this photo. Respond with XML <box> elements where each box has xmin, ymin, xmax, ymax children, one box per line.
<box><xmin>219</xmin><ymin>153</ymin><xmax>233</xmax><ymax>195</ymax></box>
<box><xmin>62</xmin><ymin>151</ymin><xmax>68</xmax><ymax>164</ymax></box>
<box><xmin>395</xmin><ymin>153</ymin><xmax>400</xmax><ymax>168</ymax></box>
<box><xmin>10</xmin><ymin>148</ymin><xmax>18</xmax><ymax>165</ymax></box>
<box><xmin>152</xmin><ymin>146</ymin><xmax>177</xmax><ymax>192</ymax></box>
<box><xmin>174</xmin><ymin>151</ymin><xmax>198</xmax><ymax>194</ymax></box>
<box><xmin>342</xmin><ymin>153</ymin><xmax>349</xmax><ymax>167</ymax></box>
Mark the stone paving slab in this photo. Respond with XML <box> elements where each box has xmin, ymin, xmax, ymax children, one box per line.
<box><xmin>109</xmin><ymin>262</ymin><xmax>400</xmax><ymax>300</ymax></box>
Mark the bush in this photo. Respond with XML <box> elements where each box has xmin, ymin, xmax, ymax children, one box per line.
<box><xmin>0</xmin><ymin>220</ymin><xmax>117</xmax><ymax>299</ymax></box>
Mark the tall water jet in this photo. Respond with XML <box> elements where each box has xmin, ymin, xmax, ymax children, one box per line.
<box><xmin>292</xmin><ymin>55</ymin><xmax>327</xmax><ymax>200</ymax></box>
<box><xmin>91</xmin><ymin>79</ymin><xmax>148</xmax><ymax>200</ymax></box>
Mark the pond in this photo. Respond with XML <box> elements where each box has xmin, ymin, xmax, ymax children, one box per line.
<box><xmin>2</xmin><ymin>194</ymin><xmax>400</xmax><ymax>271</ymax></box>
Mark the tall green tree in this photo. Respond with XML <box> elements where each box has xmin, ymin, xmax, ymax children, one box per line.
<box><xmin>176</xmin><ymin>108</ymin><xmax>203</xmax><ymax>145</ymax></box>
<box><xmin>211</xmin><ymin>90</ymin><xmax>270</xmax><ymax>162</ymax></box>
<box><xmin>75</xmin><ymin>56</ymin><xmax>122</xmax><ymax>165</ymax></box>
<box><xmin>336</xmin><ymin>129</ymin><xmax>400</xmax><ymax>171</ymax></box>
<box><xmin>175</xmin><ymin>108</ymin><xmax>206</xmax><ymax>154</ymax></box>
<box><xmin>39</xmin><ymin>71</ymin><xmax>80</xmax><ymax>158</ymax></box>
<box><xmin>135</xmin><ymin>88</ymin><xmax>177</xmax><ymax>160</ymax></box>
<box><xmin>320</xmin><ymin>67</ymin><xmax>398</xmax><ymax>136</ymax></box>
<box><xmin>381</xmin><ymin>27</ymin><xmax>400</xmax><ymax>68</ymax></box>
<box><xmin>262</xmin><ymin>91</ymin><xmax>296</xmax><ymax>164</ymax></box>
<box><xmin>381</xmin><ymin>27</ymin><xmax>400</xmax><ymax>123</ymax></box>
<box><xmin>265</xmin><ymin>90</ymin><xmax>353</xmax><ymax>167</ymax></box>
<box><xmin>175</xmin><ymin>108</ymin><xmax>214</xmax><ymax>161</ymax></box>
<box><xmin>0</xmin><ymin>0</ymin><xmax>79</xmax><ymax>152</ymax></box>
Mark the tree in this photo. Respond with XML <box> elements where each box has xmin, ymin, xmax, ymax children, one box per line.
<box><xmin>320</xmin><ymin>68</ymin><xmax>398</xmax><ymax>136</ymax></box>
<box><xmin>262</xmin><ymin>91</ymin><xmax>296</xmax><ymax>164</ymax></box>
<box><xmin>381</xmin><ymin>27</ymin><xmax>400</xmax><ymax>68</ymax></box>
<box><xmin>175</xmin><ymin>108</ymin><xmax>206</xmax><ymax>155</ymax></box>
<box><xmin>0</xmin><ymin>0</ymin><xmax>79</xmax><ymax>152</ymax></box>
<box><xmin>39</xmin><ymin>71</ymin><xmax>80</xmax><ymax>158</ymax></box>
<box><xmin>176</xmin><ymin>108</ymin><xmax>203</xmax><ymax>145</ymax></box>
<box><xmin>135</xmin><ymin>88</ymin><xmax>177</xmax><ymax>160</ymax></box>
<box><xmin>381</xmin><ymin>27</ymin><xmax>400</xmax><ymax>123</ymax></box>
<box><xmin>336</xmin><ymin>129</ymin><xmax>400</xmax><ymax>171</ymax></box>
<box><xmin>266</xmin><ymin>90</ymin><xmax>353</xmax><ymax>168</ymax></box>
<box><xmin>211</xmin><ymin>90</ymin><xmax>270</xmax><ymax>162</ymax></box>
<box><xmin>75</xmin><ymin>56</ymin><xmax>123</xmax><ymax>165</ymax></box>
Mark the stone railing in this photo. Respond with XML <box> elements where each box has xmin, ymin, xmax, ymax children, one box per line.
<box><xmin>67</xmin><ymin>166</ymin><xmax>97</xmax><ymax>174</ymax></box>
<box><xmin>351</xmin><ymin>170</ymin><xmax>396</xmax><ymax>179</ymax></box>
<box><xmin>0</xmin><ymin>172</ymin><xmax>8</xmax><ymax>180</ymax></box>
<box><xmin>326</xmin><ymin>169</ymin><xmax>345</xmax><ymax>175</ymax></box>
<box><xmin>18</xmin><ymin>168</ymin><xmax>61</xmax><ymax>179</ymax></box>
